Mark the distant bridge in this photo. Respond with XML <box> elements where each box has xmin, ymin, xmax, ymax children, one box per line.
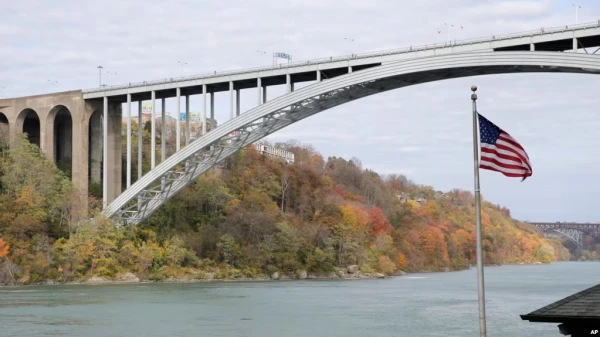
<box><xmin>527</xmin><ymin>222</ymin><xmax>600</xmax><ymax>247</ymax></box>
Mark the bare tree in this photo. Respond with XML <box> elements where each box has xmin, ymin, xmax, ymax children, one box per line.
<box><xmin>1</xmin><ymin>261</ymin><xmax>21</xmax><ymax>285</ymax></box>
<box><xmin>350</xmin><ymin>156</ymin><xmax>362</xmax><ymax>169</ymax></box>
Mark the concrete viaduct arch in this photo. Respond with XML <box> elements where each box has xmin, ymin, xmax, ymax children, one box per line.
<box><xmin>16</xmin><ymin>108</ymin><xmax>41</xmax><ymax>147</ymax></box>
<box><xmin>0</xmin><ymin>112</ymin><xmax>8</xmax><ymax>149</ymax></box>
<box><xmin>102</xmin><ymin>51</ymin><xmax>600</xmax><ymax>224</ymax></box>
<box><xmin>0</xmin><ymin>91</ymin><xmax>93</xmax><ymax>204</ymax></box>
<box><xmin>46</xmin><ymin>105</ymin><xmax>73</xmax><ymax>176</ymax></box>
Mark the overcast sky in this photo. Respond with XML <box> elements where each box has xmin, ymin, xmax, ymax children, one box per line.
<box><xmin>2</xmin><ymin>0</ymin><xmax>600</xmax><ymax>222</ymax></box>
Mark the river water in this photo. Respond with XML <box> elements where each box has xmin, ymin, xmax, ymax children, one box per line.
<box><xmin>0</xmin><ymin>262</ymin><xmax>598</xmax><ymax>337</ymax></box>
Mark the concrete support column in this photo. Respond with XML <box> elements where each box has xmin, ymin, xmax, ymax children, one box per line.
<box><xmin>42</xmin><ymin>115</ymin><xmax>53</xmax><ymax>162</ymax></box>
<box><xmin>236</xmin><ymin>89</ymin><xmax>240</xmax><ymax>117</ymax></box>
<box><xmin>202</xmin><ymin>84</ymin><xmax>207</xmax><ymax>135</ymax></box>
<box><xmin>286</xmin><ymin>74</ymin><xmax>291</xmax><ymax>93</ymax></box>
<box><xmin>39</xmin><ymin>114</ymin><xmax>48</xmax><ymax>156</ymax></box>
<box><xmin>257</xmin><ymin>78</ymin><xmax>262</xmax><ymax>105</ymax></box>
<box><xmin>138</xmin><ymin>102</ymin><xmax>142</xmax><ymax>180</ymax></box>
<box><xmin>210</xmin><ymin>92</ymin><xmax>214</xmax><ymax>131</ymax></box>
<box><xmin>106</xmin><ymin>102</ymin><xmax>122</xmax><ymax>204</ymax></box>
<box><xmin>90</xmin><ymin>110</ymin><xmax>102</xmax><ymax>184</ymax></box>
<box><xmin>530</xmin><ymin>43</ymin><xmax>535</xmax><ymax>51</ymax></box>
<box><xmin>176</xmin><ymin>88</ymin><xmax>181</xmax><ymax>151</ymax></box>
<box><xmin>348</xmin><ymin>66</ymin><xmax>352</xmax><ymax>73</ymax></box>
<box><xmin>102</xmin><ymin>97</ymin><xmax>108</xmax><ymax>208</ymax></box>
<box><xmin>229</xmin><ymin>81</ymin><xmax>234</xmax><ymax>120</ymax></box>
<box><xmin>161</xmin><ymin>98</ymin><xmax>166</xmax><ymax>162</ymax></box>
<box><xmin>71</xmin><ymin>103</ymin><xmax>88</xmax><ymax>212</ymax></box>
<box><xmin>185</xmin><ymin>95</ymin><xmax>190</xmax><ymax>145</ymax></box>
<box><xmin>126</xmin><ymin>93</ymin><xmax>131</xmax><ymax>188</ymax></box>
<box><xmin>151</xmin><ymin>91</ymin><xmax>156</xmax><ymax>169</ymax></box>
<box><xmin>263</xmin><ymin>85</ymin><xmax>267</xmax><ymax>103</ymax></box>
<box><xmin>573</xmin><ymin>38</ymin><xmax>578</xmax><ymax>51</ymax></box>
<box><xmin>317</xmin><ymin>70</ymin><xmax>321</xmax><ymax>82</ymax></box>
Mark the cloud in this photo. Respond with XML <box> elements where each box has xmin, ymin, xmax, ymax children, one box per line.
<box><xmin>462</xmin><ymin>0</ymin><xmax>553</xmax><ymax>18</ymax></box>
<box><xmin>3</xmin><ymin>0</ymin><xmax>600</xmax><ymax>222</ymax></box>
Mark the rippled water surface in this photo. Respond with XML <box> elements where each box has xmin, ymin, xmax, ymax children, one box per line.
<box><xmin>1</xmin><ymin>262</ymin><xmax>598</xmax><ymax>337</ymax></box>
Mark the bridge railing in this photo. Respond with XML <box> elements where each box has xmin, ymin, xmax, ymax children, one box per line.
<box><xmin>83</xmin><ymin>20</ymin><xmax>600</xmax><ymax>95</ymax></box>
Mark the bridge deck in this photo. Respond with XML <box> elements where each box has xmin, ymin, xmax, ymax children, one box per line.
<box><xmin>82</xmin><ymin>21</ymin><xmax>600</xmax><ymax>102</ymax></box>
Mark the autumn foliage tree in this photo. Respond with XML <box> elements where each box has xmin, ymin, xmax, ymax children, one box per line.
<box><xmin>0</xmin><ymin>134</ymin><xmax>571</xmax><ymax>285</ymax></box>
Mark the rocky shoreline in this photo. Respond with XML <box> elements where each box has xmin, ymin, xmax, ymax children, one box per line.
<box><xmin>1</xmin><ymin>262</ymin><xmax>555</xmax><ymax>287</ymax></box>
<box><xmin>0</xmin><ymin>265</ymin><xmax>403</xmax><ymax>287</ymax></box>
<box><xmin>60</xmin><ymin>265</ymin><xmax>397</xmax><ymax>286</ymax></box>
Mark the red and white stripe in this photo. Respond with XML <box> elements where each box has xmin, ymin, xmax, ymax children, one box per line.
<box><xmin>480</xmin><ymin>132</ymin><xmax>532</xmax><ymax>178</ymax></box>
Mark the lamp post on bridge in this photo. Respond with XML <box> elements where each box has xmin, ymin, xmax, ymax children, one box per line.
<box><xmin>97</xmin><ymin>65</ymin><xmax>103</xmax><ymax>88</ymax></box>
<box><xmin>573</xmin><ymin>3</ymin><xmax>582</xmax><ymax>24</ymax></box>
<box><xmin>445</xmin><ymin>23</ymin><xmax>454</xmax><ymax>43</ymax></box>
<box><xmin>343</xmin><ymin>37</ymin><xmax>355</xmax><ymax>57</ymax></box>
<box><xmin>177</xmin><ymin>61</ymin><xmax>187</xmax><ymax>75</ymax></box>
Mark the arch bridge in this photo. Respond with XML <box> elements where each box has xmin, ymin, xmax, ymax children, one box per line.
<box><xmin>527</xmin><ymin>222</ymin><xmax>600</xmax><ymax>247</ymax></box>
<box><xmin>2</xmin><ymin>22</ymin><xmax>600</xmax><ymax>224</ymax></box>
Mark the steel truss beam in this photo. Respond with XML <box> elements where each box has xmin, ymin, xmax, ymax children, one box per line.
<box><xmin>546</xmin><ymin>229</ymin><xmax>584</xmax><ymax>247</ymax></box>
<box><xmin>103</xmin><ymin>52</ymin><xmax>600</xmax><ymax>225</ymax></box>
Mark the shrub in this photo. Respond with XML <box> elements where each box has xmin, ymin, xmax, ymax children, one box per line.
<box><xmin>377</xmin><ymin>255</ymin><xmax>397</xmax><ymax>275</ymax></box>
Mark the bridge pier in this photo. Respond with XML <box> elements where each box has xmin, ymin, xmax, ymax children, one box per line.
<box><xmin>210</xmin><ymin>92</ymin><xmax>215</xmax><ymax>130</ymax></box>
<box><xmin>202</xmin><ymin>84</ymin><xmax>207</xmax><ymax>135</ymax></box>
<box><xmin>89</xmin><ymin>108</ymin><xmax>102</xmax><ymax>185</ymax></box>
<box><xmin>229</xmin><ymin>81</ymin><xmax>234</xmax><ymax>120</ymax></box>
<box><xmin>151</xmin><ymin>91</ymin><xmax>156</xmax><ymax>169</ymax></box>
<box><xmin>161</xmin><ymin>98</ymin><xmax>166</xmax><ymax>162</ymax></box>
<box><xmin>138</xmin><ymin>101</ymin><xmax>143</xmax><ymax>180</ymax></box>
<box><xmin>101</xmin><ymin>98</ymin><xmax>122</xmax><ymax>207</ymax></box>
<box><xmin>236</xmin><ymin>89</ymin><xmax>240</xmax><ymax>117</ymax></box>
<box><xmin>185</xmin><ymin>95</ymin><xmax>190</xmax><ymax>145</ymax></box>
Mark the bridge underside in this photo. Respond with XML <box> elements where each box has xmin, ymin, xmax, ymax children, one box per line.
<box><xmin>101</xmin><ymin>52</ymin><xmax>600</xmax><ymax>224</ymax></box>
<box><xmin>495</xmin><ymin>35</ymin><xmax>600</xmax><ymax>52</ymax></box>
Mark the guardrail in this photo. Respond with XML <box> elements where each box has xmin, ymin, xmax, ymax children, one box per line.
<box><xmin>83</xmin><ymin>20</ymin><xmax>600</xmax><ymax>94</ymax></box>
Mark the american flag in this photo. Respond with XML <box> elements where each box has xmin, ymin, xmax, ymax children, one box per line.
<box><xmin>478</xmin><ymin>113</ymin><xmax>532</xmax><ymax>181</ymax></box>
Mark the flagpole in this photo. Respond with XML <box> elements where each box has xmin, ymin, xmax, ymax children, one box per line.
<box><xmin>471</xmin><ymin>85</ymin><xmax>487</xmax><ymax>337</ymax></box>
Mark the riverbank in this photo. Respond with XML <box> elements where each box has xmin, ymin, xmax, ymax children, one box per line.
<box><xmin>1</xmin><ymin>265</ymin><xmax>396</xmax><ymax>287</ymax></box>
<box><xmin>1</xmin><ymin>260</ymin><xmax>563</xmax><ymax>287</ymax></box>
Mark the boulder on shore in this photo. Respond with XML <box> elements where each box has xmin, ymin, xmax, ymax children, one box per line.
<box><xmin>271</xmin><ymin>272</ymin><xmax>280</xmax><ymax>280</ymax></box>
<box><xmin>347</xmin><ymin>265</ymin><xmax>359</xmax><ymax>274</ymax></box>
<box><xmin>85</xmin><ymin>276</ymin><xmax>109</xmax><ymax>284</ymax></box>
<box><xmin>373</xmin><ymin>273</ymin><xmax>386</xmax><ymax>279</ymax></box>
<box><xmin>298</xmin><ymin>270</ymin><xmax>308</xmax><ymax>279</ymax></box>
<box><xmin>116</xmin><ymin>272</ymin><xmax>140</xmax><ymax>283</ymax></box>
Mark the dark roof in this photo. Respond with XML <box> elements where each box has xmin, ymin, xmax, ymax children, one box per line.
<box><xmin>521</xmin><ymin>283</ymin><xmax>600</xmax><ymax>323</ymax></box>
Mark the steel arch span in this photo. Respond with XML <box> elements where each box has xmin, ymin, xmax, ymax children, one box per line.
<box><xmin>102</xmin><ymin>51</ymin><xmax>600</xmax><ymax>224</ymax></box>
<box><xmin>546</xmin><ymin>229</ymin><xmax>584</xmax><ymax>247</ymax></box>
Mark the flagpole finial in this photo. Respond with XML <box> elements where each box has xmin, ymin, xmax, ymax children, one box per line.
<box><xmin>471</xmin><ymin>85</ymin><xmax>478</xmax><ymax>101</ymax></box>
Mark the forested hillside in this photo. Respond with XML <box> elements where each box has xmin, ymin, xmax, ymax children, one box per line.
<box><xmin>0</xmin><ymin>131</ymin><xmax>570</xmax><ymax>285</ymax></box>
